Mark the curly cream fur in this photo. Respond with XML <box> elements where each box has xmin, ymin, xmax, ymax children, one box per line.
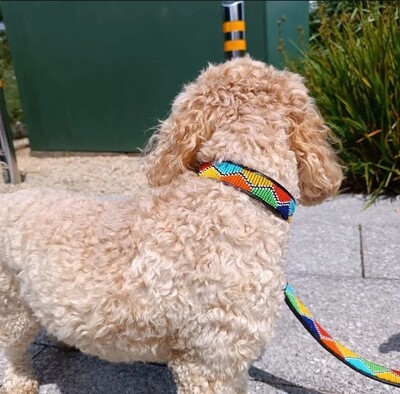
<box><xmin>0</xmin><ymin>57</ymin><xmax>342</xmax><ymax>394</ymax></box>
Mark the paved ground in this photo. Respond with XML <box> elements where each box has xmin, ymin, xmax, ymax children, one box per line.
<box><xmin>1</xmin><ymin>194</ymin><xmax>399</xmax><ymax>393</ymax></box>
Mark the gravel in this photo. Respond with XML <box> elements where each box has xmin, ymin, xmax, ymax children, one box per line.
<box><xmin>0</xmin><ymin>146</ymin><xmax>148</xmax><ymax>196</ymax></box>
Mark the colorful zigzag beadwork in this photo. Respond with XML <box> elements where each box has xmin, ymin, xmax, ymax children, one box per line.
<box><xmin>284</xmin><ymin>284</ymin><xmax>400</xmax><ymax>387</ymax></box>
<box><xmin>198</xmin><ymin>161</ymin><xmax>296</xmax><ymax>221</ymax></box>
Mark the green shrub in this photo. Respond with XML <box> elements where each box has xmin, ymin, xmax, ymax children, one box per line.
<box><xmin>286</xmin><ymin>1</ymin><xmax>400</xmax><ymax>199</ymax></box>
<box><xmin>0</xmin><ymin>5</ymin><xmax>23</xmax><ymax>125</ymax></box>
<box><xmin>0</xmin><ymin>61</ymin><xmax>23</xmax><ymax>125</ymax></box>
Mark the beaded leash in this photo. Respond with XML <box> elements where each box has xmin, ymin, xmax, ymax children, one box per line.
<box><xmin>197</xmin><ymin>161</ymin><xmax>400</xmax><ymax>387</ymax></box>
<box><xmin>284</xmin><ymin>284</ymin><xmax>400</xmax><ymax>387</ymax></box>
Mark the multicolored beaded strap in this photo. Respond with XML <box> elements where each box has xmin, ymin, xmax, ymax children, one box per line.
<box><xmin>198</xmin><ymin>161</ymin><xmax>296</xmax><ymax>221</ymax></box>
<box><xmin>284</xmin><ymin>284</ymin><xmax>400</xmax><ymax>387</ymax></box>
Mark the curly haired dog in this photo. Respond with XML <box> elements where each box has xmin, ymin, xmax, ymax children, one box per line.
<box><xmin>0</xmin><ymin>56</ymin><xmax>342</xmax><ymax>394</ymax></box>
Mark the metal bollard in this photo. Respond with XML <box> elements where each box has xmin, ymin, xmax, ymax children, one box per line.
<box><xmin>0</xmin><ymin>79</ymin><xmax>21</xmax><ymax>184</ymax></box>
<box><xmin>221</xmin><ymin>1</ymin><xmax>246</xmax><ymax>60</ymax></box>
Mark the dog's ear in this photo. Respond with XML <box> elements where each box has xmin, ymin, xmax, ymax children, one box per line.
<box><xmin>145</xmin><ymin>84</ymin><xmax>214</xmax><ymax>186</ymax></box>
<box><xmin>285</xmin><ymin>74</ymin><xmax>343</xmax><ymax>206</ymax></box>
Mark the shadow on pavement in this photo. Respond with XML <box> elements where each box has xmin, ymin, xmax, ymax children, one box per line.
<box><xmin>249</xmin><ymin>366</ymin><xmax>327</xmax><ymax>394</ymax></box>
<box><xmin>31</xmin><ymin>342</ymin><xmax>329</xmax><ymax>393</ymax></box>
<box><xmin>32</xmin><ymin>348</ymin><xmax>177</xmax><ymax>394</ymax></box>
<box><xmin>379</xmin><ymin>333</ymin><xmax>400</xmax><ymax>353</ymax></box>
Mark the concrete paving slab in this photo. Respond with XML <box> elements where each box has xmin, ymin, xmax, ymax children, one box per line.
<box><xmin>286</xmin><ymin>194</ymin><xmax>399</xmax><ymax>280</ymax></box>
<box><xmin>291</xmin><ymin>196</ymin><xmax>365</xmax><ymax>227</ymax></box>
<box><xmin>257</xmin><ymin>275</ymin><xmax>400</xmax><ymax>394</ymax></box>
<box><xmin>361</xmin><ymin>224</ymin><xmax>400</xmax><ymax>280</ymax></box>
<box><xmin>286</xmin><ymin>221</ymin><xmax>361</xmax><ymax>278</ymax></box>
<box><xmin>354</xmin><ymin>197</ymin><xmax>400</xmax><ymax>228</ymax></box>
<box><xmin>294</xmin><ymin>195</ymin><xmax>400</xmax><ymax>228</ymax></box>
<box><xmin>32</xmin><ymin>348</ymin><xmax>176</xmax><ymax>394</ymax></box>
<box><xmin>249</xmin><ymin>377</ymin><xmax>337</xmax><ymax>394</ymax></box>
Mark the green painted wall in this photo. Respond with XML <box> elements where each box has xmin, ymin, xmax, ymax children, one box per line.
<box><xmin>3</xmin><ymin>1</ymin><xmax>308</xmax><ymax>152</ymax></box>
<box><xmin>265</xmin><ymin>1</ymin><xmax>309</xmax><ymax>69</ymax></box>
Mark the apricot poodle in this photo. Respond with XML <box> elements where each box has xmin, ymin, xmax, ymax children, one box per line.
<box><xmin>0</xmin><ymin>56</ymin><xmax>342</xmax><ymax>394</ymax></box>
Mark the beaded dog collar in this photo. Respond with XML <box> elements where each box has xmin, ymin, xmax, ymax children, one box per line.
<box><xmin>197</xmin><ymin>161</ymin><xmax>296</xmax><ymax>221</ymax></box>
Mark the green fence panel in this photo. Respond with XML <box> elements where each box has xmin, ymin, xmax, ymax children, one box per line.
<box><xmin>265</xmin><ymin>1</ymin><xmax>309</xmax><ymax>69</ymax></box>
<box><xmin>3</xmin><ymin>1</ymin><xmax>307</xmax><ymax>152</ymax></box>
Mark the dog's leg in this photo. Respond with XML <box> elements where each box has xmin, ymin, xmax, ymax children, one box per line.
<box><xmin>170</xmin><ymin>358</ymin><xmax>248</xmax><ymax>394</ymax></box>
<box><xmin>0</xmin><ymin>264</ymin><xmax>40</xmax><ymax>394</ymax></box>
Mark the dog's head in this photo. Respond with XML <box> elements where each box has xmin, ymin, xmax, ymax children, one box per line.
<box><xmin>146</xmin><ymin>56</ymin><xmax>343</xmax><ymax>206</ymax></box>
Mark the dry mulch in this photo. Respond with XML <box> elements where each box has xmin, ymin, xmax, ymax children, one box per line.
<box><xmin>0</xmin><ymin>144</ymin><xmax>148</xmax><ymax>196</ymax></box>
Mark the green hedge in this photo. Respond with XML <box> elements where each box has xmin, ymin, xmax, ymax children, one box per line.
<box><xmin>0</xmin><ymin>4</ymin><xmax>23</xmax><ymax>125</ymax></box>
<box><xmin>286</xmin><ymin>1</ymin><xmax>400</xmax><ymax>199</ymax></box>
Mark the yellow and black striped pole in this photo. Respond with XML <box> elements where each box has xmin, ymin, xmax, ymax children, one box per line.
<box><xmin>0</xmin><ymin>79</ymin><xmax>21</xmax><ymax>184</ymax></box>
<box><xmin>222</xmin><ymin>1</ymin><xmax>246</xmax><ymax>59</ymax></box>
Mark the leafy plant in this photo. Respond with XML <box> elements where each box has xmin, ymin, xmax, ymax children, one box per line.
<box><xmin>285</xmin><ymin>1</ymin><xmax>400</xmax><ymax>199</ymax></box>
<box><xmin>0</xmin><ymin>3</ymin><xmax>23</xmax><ymax>125</ymax></box>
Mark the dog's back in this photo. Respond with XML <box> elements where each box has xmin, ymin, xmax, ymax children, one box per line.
<box><xmin>1</xmin><ymin>189</ymin><xmax>104</xmax><ymax>270</ymax></box>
